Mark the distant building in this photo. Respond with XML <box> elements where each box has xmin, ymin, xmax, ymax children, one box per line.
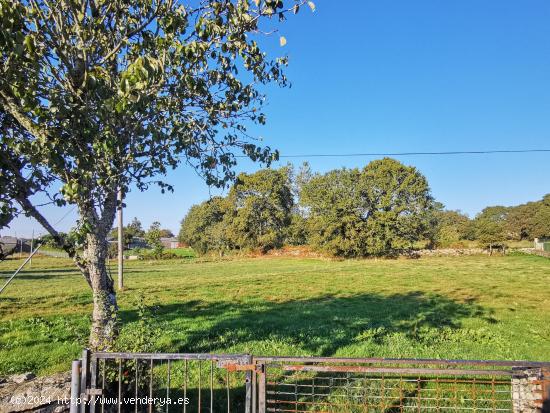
<box><xmin>0</xmin><ymin>237</ymin><xmax>32</xmax><ymax>259</ymax></box>
<box><xmin>128</xmin><ymin>237</ymin><xmax>148</xmax><ymax>249</ymax></box>
<box><xmin>534</xmin><ymin>237</ymin><xmax>550</xmax><ymax>251</ymax></box>
<box><xmin>107</xmin><ymin>236</ymin><xmax>148</xmax><ymax>250</ymax></box>
<box><xmin>107</xmin><ymin>236</ymin><xmax>179</xmax><ymax>249</ymax></box>
<box><xmin>0</xmin><ymin>236</ymin><xmax>18</xmax><ymax>259</ymax></box>
<box><xmin>160</xmin><ymin>237</ymin><xmax>179</xmax><ymax>249</ymax></box>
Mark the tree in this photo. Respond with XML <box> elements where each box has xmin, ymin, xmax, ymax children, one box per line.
<box><xmin>145</xmin><ymin>221</ymin><xmax>164</xmax><ymax>257</ymax></box>
<box><xmin>0</xmin><ymin>109</ymin><xmax>57</xmax><ymax>231</ymax></box>
<box><xmin>159</xmin><ymin>229</ymin><xmax>175</xmax><ymax>238</ymax></box>
<box><xmin>286</xmin><ymin>162</ymin><xmax>313</xmax><ymax>245</ymax></box>
<box><xmin>127</xmin><ymin>218</ymin><xmax>145</xmax><ymax>239</ymax></box>
<box><xmin>179</xmin><ymin>196</ymin><xmax>231</xmax><ymax>255</ymax></box>
<box><xmin>301</xmin><ymin>158</ymin><xmax>435</xmax><ymax>257</ymax></box>
<box><xmin>225</xmin><ymin>167</ymin><xmax>293</xmax><ymax>252</ymax></box>
<box><xmin>0</xmin><ymin>0</ymin><xmax>310</xmax><ymax>348</ymax></box>
<box><xmin>40</xmin><ymin>232</ymin><xmax>69</xmax><ymax>248</ymax></box>
<box><xmin>530</xmin><ymin>204</ymin><xmax>550</xmax><ymax>239</ymax></box>
<box><xmin>505</xmin><ymin>195</ymin><xmax>550</xmax><ymax>240</ymax></box>
<box><xmin>473</xmin><ymin>206</ymin><xmax>508</xmax><ymax>252</ymax></box>
<box><xmin>301</xmin><ymin>168</ymin><xmax>367</xmax><ymax>256</ymax></box>
<box><xmin>474</xmin><ymin>218</ymin><xmax>507</xmax><ymax>252</ymax></box>
<box><xmin>109</xmin><ymin>217</ymin><xmax>145</xmax><ymax>247</ymax></box>
<box><xmin>430</xmin><ymin>207</ymin><xmax>473</xmax><ymax>247</ymax></box>
<box><xmin>476</xmin><ymin>206</ymin><xmax>509</xmax><ymax>225</ymax></box>
<box><xmin>180</xmin><ymin>167</ymin><xmax>293</xmax><ymax>254</ymax></box>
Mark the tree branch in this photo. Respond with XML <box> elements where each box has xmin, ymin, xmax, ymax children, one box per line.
<box><xmin>0</xmin><ymin>90</ymin><xmax>50</xmax><ymax>142</ymax></box>
<box><xmin>99</xmin><ymin>0</ymin><xmax>162</xmax><ymax>65</ymax></box>
<box><xmin>15</xmin><ymin>195</ymin><xmax>92</xmax><ymax>287</ymax></box>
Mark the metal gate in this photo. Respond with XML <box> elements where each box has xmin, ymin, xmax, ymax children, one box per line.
<box><xmin>72</xmin><ymin>351</ymin><xmax>550</xmax><ymax>413</ymax></box>
<box><xmin>72</xmin><ymin>350</ymin><xmax>254</xmax><ymax>413</ymax></box>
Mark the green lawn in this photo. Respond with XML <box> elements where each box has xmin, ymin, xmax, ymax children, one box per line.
<box><xmin>0</xmin><ymin>253</ymin><xmax>549</xmax><ymax>377</ymax></box>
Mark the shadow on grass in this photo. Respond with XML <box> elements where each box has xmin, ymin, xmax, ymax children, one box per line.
<box><xmin>100</xmin><ymin>293</ymin><xmax>493</xmax><ymax>412</ymax></box>
<box><xmin>120</xmin><ymin>291</ymin><xmax>492</xmax><ymax>356</ymax></box>
<box><xmin>0</xmin><ymin>268</ymin><xmax>80</xmax><ymax>280</ymax></box>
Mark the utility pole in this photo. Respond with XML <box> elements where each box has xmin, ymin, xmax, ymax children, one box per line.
<box><xmin>30</xmin><ymin>229</ymin><xmax>34</xmax><ymax>267</ymax></box>
<box><xmin>117</xmin><ymin>188</ymin><xmax>124</xmax><ymax>290</ymax></box>
<box><xmin>15</xmin><ymin>231</ymin><xmax>20</xmax><ymax>258</ymax></box>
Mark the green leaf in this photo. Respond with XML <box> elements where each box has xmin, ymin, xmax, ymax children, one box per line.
<box><xmin>120</xmin><ymin>78</ymin><xmax>129</xmax><ymax>93</ymax></box>
<box><xmin>24</xmin><ymin>35</ymin><xmax>35</xmax><ymax>54</ymax></box>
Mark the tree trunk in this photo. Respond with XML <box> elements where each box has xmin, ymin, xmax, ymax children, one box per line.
<box><xmin>14</xmin><ymin>171</ymin><xmax>120</xmax><ymax>349</ymax></box>
<box><xmin>83</xmin><ymin>230</ymin><xmax>118</xmax><ymax>350</ymax></box>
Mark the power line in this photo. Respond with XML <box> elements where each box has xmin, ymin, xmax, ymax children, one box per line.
<box><xmin>52</xmin><ymin>205</ymin><xmax>77</xmax><ymax>227</ymax></box>
<box><xmin>31</xmin><ymin>205</ymin><xmax>77</xmax><ymax>239</ymax></box>
<box><xmin>261</xmin><ymin>149</ymin><xmax>550</xmax><ymax>159</ymax></box>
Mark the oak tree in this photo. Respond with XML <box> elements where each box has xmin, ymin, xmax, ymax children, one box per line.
<box><xmin>301</xmin><ymin>158</ymin><xmax>435</xmax><ymax>257</ymax></box>
<box><xmin>225</xmin><ymin>167</ymin><xmax>293</xmax><ymax>251</ymax></box>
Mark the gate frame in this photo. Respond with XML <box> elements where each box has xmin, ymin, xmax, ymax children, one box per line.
<box><xmin>75</xmin><ymin>349</ymin><xmax>253</xmax><ymax>413</ymax></box>
<box><xmin>72</xmin><ymin>350</ymin><xmax>550</xmax><ymax>413</ymax></box>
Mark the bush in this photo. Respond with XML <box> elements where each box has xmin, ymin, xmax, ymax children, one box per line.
<box><xmin>115</xmin><ymin>293</ymin><xmax>160</xmax><ymax>353</ymax></box>
<box><xmin>135</xmin><ymin>248</ymin><xmax>181</xmax><ymax>260</ymax></box>
<box><xmin>107</xmin><ymin>242</ymin><xmax>118</xmax><ymax>259</ymax></box>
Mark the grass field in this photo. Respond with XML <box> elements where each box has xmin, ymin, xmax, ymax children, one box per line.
<box><xmin>0</xmin><ymin>253</ymin><xmax>549</xmax><ymax>377</ymax></box>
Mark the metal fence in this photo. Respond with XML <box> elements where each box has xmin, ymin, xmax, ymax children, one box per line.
<box><xmin>72</xmin><ymin>351</ymin><xmax>550</xmax><ymax>413</ymax></box>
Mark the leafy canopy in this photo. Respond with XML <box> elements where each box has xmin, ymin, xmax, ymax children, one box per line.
<box><xmin>301</xmin><ymin>158</ymin><xmax>435</xmax><ymax>257</ymax></box>
<box><xmin>109</xmin><ymin>217</ymin><xmax>145</xmax><ymax>246</ymax></box>
<box><xmin>225</xmin><ymin>167</ymin><xmax>293</xmax><ymax>251</ymax></box>
<box><xmin>179</xmin><ymin>166</ymin><xmax>293</xmax><ymax>253</ymax></box>
<box><xmin>0</xmin><ymin>0</ymin><xmax>312</xmax><ymax>235</ymax></box>
<box><xmin>0</xmin><ymin>110</ymin><xmax>54</xmax><ymax>228</ymax></box>
<box><xmin>179</xmin><ymin>196</ymin><xmax>230</xmax><ymax>254</ymax></box>
<box><xmin>145</xmin><ymin>221</ymin><xmax>165</xmax><ymax>257</ymax></box>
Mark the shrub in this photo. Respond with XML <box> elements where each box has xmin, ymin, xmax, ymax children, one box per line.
<box><xmin>136</xmin><ymin>249</ymin><xmax>180</xmax><ymax>260</ymax></box>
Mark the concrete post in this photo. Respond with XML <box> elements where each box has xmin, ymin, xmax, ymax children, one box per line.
<box><xmin>70</xmin><ymin>360</ymin><xmax>81</xmax><ymax>413</ymax></box>
<box><xmin>117</xmin><ymin>188</ymin><xmax>124</xmax><ymax>291</ymax></box>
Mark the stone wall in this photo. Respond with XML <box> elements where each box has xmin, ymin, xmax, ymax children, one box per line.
<box><xmin>517</xmin><ymin>248</ymin><xmax>550</xmax><ymax>258</ymax></box>
<box><xmin>414</xmin><ymin>248</ymin><xmax>489</xmax><ymax>257</ymax></box>
<box><xmin>511</xmin><ymin>367</ymin><xmax>548</xmax><ymax>413</ymax></box>
<box><xmin>0</xmin><ymin>373</ymin><xmax>70</xmax><ymax>413</ymax></box>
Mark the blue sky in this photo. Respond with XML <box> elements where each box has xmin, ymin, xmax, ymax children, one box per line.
<box><xmin>7</xmin><ymin>0</ymin><xmax>550</xmax><ymax>237</ymax></box>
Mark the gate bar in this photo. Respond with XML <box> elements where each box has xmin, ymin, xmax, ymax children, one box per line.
<box><xmin>281</xmin><ymin>365</ymin><xmax>513</xmax><ymax>376</ymax></box>
<box><xmin>254</xmin><ymin>356</ymin><xmax>550</xmax><ymax>368</ymax></box>
<box><xmin>80</xmin><ymin>349</ymin><xmax>89</xmax><ymax>413</ymax></box>
<box><xmin>245</xmin><ymin>354</ymin><xmax>253</xmax><ymax>413</ymax></box>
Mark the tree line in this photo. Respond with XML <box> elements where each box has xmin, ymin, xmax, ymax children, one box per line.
<box><xmin>179</xmin><ymin>158</ymin><xmax>550</xmax><ymax>257</ymax></box>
